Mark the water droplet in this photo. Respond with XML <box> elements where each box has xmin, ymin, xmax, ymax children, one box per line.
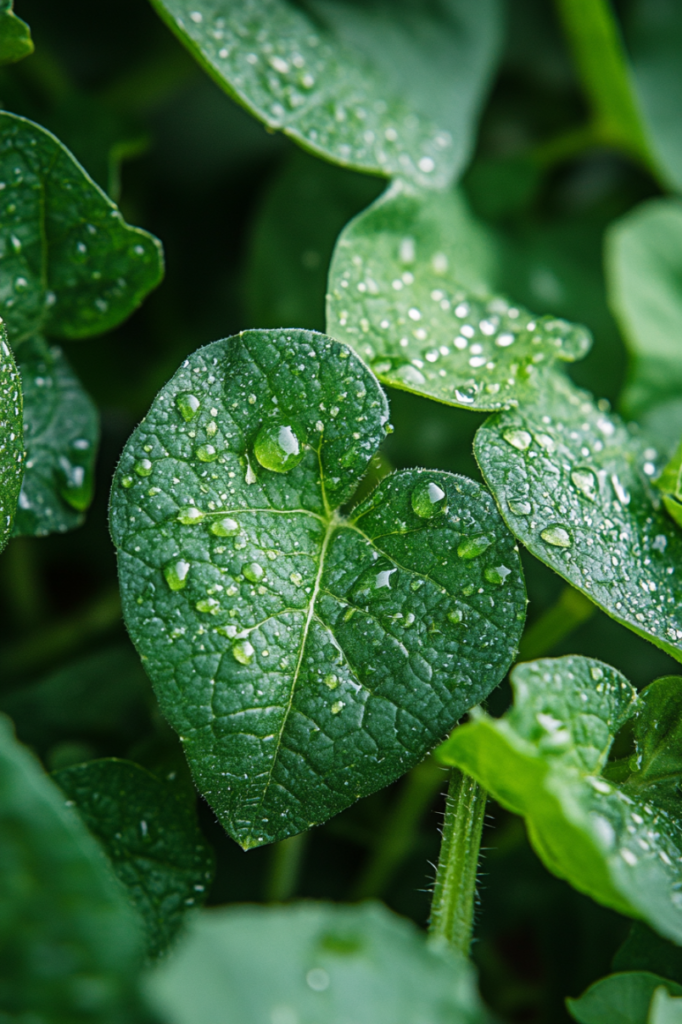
<box><xmin>485</xmin><ymin>565</ymin><xmax>511</xmax><ymax>585</ymax></box>
<box><xmin>244</xmin><ymin>562</ymin><xmax>264</xmax><ymax>582</ymax></box>
<box><xmin>611</xmin><ymin>474</ymin><xmax>631</xmax><ymax>506</ymax></box>
<box><xmin>411</xmin><ymin>479</ymin><xmax>447</xmax><ymax>518</ymax></box>
<box><xmin>394</xmin><ymin>364</ymin><xmax>426</xmax><ymax>386</ymax></box>
<box><xmin>134</xmin><ymin>458</ymin><xmax>152</xmax><ymax>477</ymax></box>
<box><xmin>57</xmin><ymin>454</ymin><xmax>93</xmax><ymax>511</ymax></box>
<box><xmin>176</xmin><ymin>393</ymin><xmax>201</xmax><ymax>422</ymax></box>
<box><xmin>448</xmin><ymin>609</ymin><xmax>463</xmax><ymax>624</ymax></box>
<box><xmin>254</xmin><ymin>421</ymin><xmax>306</xmax><ymax>473</ymax></box>
<box><xmin>503</xmin><ymin>429</ymin><xmax>532</xmax><ymax>451</ymax></box>
<box><xmin>540</xmin><ymin>525</ymin><xmax>572</xmax><ymax>548</ymax></box>
<box><xmin>331</xmin><ymin>701</ymin><xmax>344</xmax><ymax>715</ymax></box>
<box><xmin>290</xmin><ymin>571</ymin><xmax>303</xmax><ymax>586</ymax></box>
<box><xmin>508</xmin><ymin>498</ymin><xmax>531</xmax><ymax>516</ymax></box>
<box><xmin>232</xmin><ymin>640</ymin><xmax>254</xmax><ymax>665</ymax></box>
<box><xmin>177</xmin><ymin>506</ymin><xmax>204</xmax><ymax>525</ymax></box>
<box><xmin>590</xmin><ymin>666</ymin><xmax>604</xmax><ymax>681</ymax></box>
<box><xmin>211</xmin><ymin>517</ymin><xmax>239</xmax><ymax>536</ymax></box>
<box><xmin>196</xmin><ymin>444</ymin><xmax>218</xmax><ymax>462</ymax></box>
<box><xmin>164</xmin><ymin>559</ymin><xmax>190</xmax><ymax>590</ymax></box>
<box><xmin>121</xmin><ymin>476</ymin><xmax>133</xmax><ymax>489</ymax></box>
<box><xmin>324</xmin><ymin>674</ymin><xmax>338</xmax><ymax>689</ymax></box>
<box><xmin>352</xmin><ymin>559</ymin><xmax>398</xmax><ymax>604</ymax></box>
<box><xmin>457</xmin><ymin>535</ymin><xmax>491</xmax><ymax>559</ymax></box>
<box><xmin>571</xmin><ymin>468</ymin><xmax>597</xmax><ymax>500</ymax></box>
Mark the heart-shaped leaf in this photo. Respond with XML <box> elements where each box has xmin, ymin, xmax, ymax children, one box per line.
<box><xmin>110</xmin><ymin>328</ymin><xmax>526</xmax><ymax>848</ymax></box>
<box><xmin>148</xmin><ymin>0</ymin><xmax>502</xmax><ymax>189</ymax></box>
<box><xmin>54</xmin><ymin>758</ymin><xmax>215</xmax><ymax>960</ymax></box>
<box><xmin>327</xmin><ymin>181</ymin><xmax>592</xmax><ymax>411</ymax></box>
<box><xmin>0</xmin><ymin>1</ymin><xmax>33</xmax><ymax>66</ymax></box>
<box><xmin>12</xmin><ymin>336</ymin><xmax>98</xmax><ymax>537</ymax></box>
<box><xmin>438</xmin><ymin>656</ymin><xmax>682</xmax><ymax>943</ymax></box>
<box><xmin>567</xmin><ymin>972</ymin><xmax>682</xmax><ymax>1024</ymax></box>
<box><xmin>0</xmin><ymin>321</ymin><xmax>23</xmax><ymax>552</ymax></box>
<box><xmin>474</xmin><ymin>369</ymin><xmax>682</xmax><ymax>662</ymax></box>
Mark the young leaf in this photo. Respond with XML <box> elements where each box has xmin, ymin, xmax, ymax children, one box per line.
<box><xmin>566</xmin><ymin>972</ymin><xmax>682</xmax><ymax>1024</ymax></box>
<box><xmin>148</xmin><ymin>0</ymin><xmax>502</xmax><ymax>189</ymax></box>
<box><xmin>474</xmin><ymin>369</ymin><xmax>682</xmax><ymax>663</ymax></box>
<box><xmin>0</xmin><ymin>0</ymin><xmax>34</xmax><ymax>66</ymax></box>
<box><xmin>656</xmin><ymin>437</ymin><xmax>682</xmax><ymax>529</ymax></box>
<box><xmin>144</xmin><ymin>901</ymin><xmax>488</xmax><ymax>1024</ymax></box>
<box><xmin>0</xmin><ymin>321</ymin><xmax>24</xmax><ymax>552</ymax></box>
<box><xmin>110</xmin><ymin>328</ymin><xmax>526</xmax><ymax>848</ymax></box>
<box><xmin>437</xmin><ymin>657</ymin><xmax>682</xmax><ymax>943</ymax></box>
<box><xmin>0</xmin><ymin>714</ymin><xmax>143</xmax><ymax>1021</ymax></box>
<box><xmin>54</xmin><ymin>758</ymin><xmax>215</xmax><ymax>960</ymax></box>
<box><xmin>12</xmin><ymin>336</ymin><xmax>98</xmax><ymax>536</ymax></box>
<box><xmin>327</xmin><ymin>181</ymin><xmax>591</xmax><ymax>412</ymax></box>
<box><xmin>0</xmin><ymin>111</ymin><xmax>163</xmax><ymax>345</ymax></box>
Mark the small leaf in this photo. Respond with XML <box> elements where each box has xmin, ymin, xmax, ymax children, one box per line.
<box><xmin>0</xmin><ymin>321</ymin><xmax>24</xmax><ymax>552</ymax></box>
<box><xmin>655</xmin><ymin>437</ymin><xmax>682</xmax><ymax>529</ymax></box>
<box><xmin>566</xmin><ymin>972</ymin><xmax>682</xmax><ymax>1024</ymax></box>
<box><xmin>474</xmin><ymin>370</ymin><xmax>682</xmax><ymax>662</ymax></box>
<box><xmin>12</xmin><ymin>335</ymin><xmax>98</xmax><ymax>537</ymax></box>
<box><xmin>650</xmin><ymin>986</ymin><xmax>682</xmax><ymax>1024</ymax></box>
<box><xmin>148</xmin><ymin>0</ymin><xmax>502</xmax><ymax>189</ymax></box>
<box><xmin>0</xmin><ymin>0</ymin><xmax>33</xmax><ymax>66</ymax></box>
<box><xmin>327</xmin><ymin>181</ymin><xmax>591</xmax><ymax>411</ymax></box>
<box><xmin>614</xmin><ymin>922</ymin><xmax>682</xmax><ymax>987</ymax></box>
<box><xmin>54</xmin><ymin>758</ymin><xmax>215</xmax><ymax>960</ymax></box>
<box><xmin>110</xmin><ymin>329</ymin><xmax>526</xmax><ymax>847</ymax></box>
<box><xmin>438</xmin><ymin>656</ymin><xmax>682</xmax><ymax>943</ymax></box>
<box><xmin>144</xmin><ymin>901</ymin><xmax>488</xmax><ymax>1024</ymax></box>
<box><xmin>0</xmin><ymin>713</ymin><xmax>143</xmax><ymax>1021</ymax></box>
<box><xmin>0</xmin><ymin>110</ymin><xmax>163</xmax><ymax>345</ymax></box>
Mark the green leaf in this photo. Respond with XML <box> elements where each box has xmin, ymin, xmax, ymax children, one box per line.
<box><xmin>650</xmin><ymin>986</ymin><xmax>682</xmax><ymax>1024</ymax></box>
<box><xmin>0</xmin><ymin>321</ymin><xmax>24</xmax><ymax>552</ymax></box>
<box><xmin>655</xmin><ymin>438</ymin><xmax>682</xmax><ymax>529</ymax></box>
<box><xmin>12</xmin><ymin>335</ymin><xmax>98</xmax><ymax>537</ymax></box>
<box><xmin>144</xmin><ymin>901</ymin><xmax>488</xmax><ymax>1024</ymax></box>
<box><xmin>110</xmin><ymin>328</ymin><xmax>526</xmax><ymax>848</ymax></box>
<box><xmin>0</xmin><ymin>111</ymin><xmax>163</xmax><ymax>345</ymax></box>
<box><xmin>148</xmin><ymin>0</ymin><xmax>502</xmax><ymax>189</ymax></box>
<box><xmin>0</xmin><ymin>713</ymin><xmax>143</xmax><ymax>1022</ymax></box>
<box><xmin>437</xmin><ymin>657</ymin><xmax>682</xmax><ymax>943</ymax></box>
<box><xmin>0</xmin><ymin>1</ymin><xmax>34</xmax><ymax>66</ymax></box>
<box><xmin>566</xmin><ymin>973</ymin><xmax>682</xmax><ymax>1024</ymax></box>
<box><xmin>614</xmin><ymin>922</ymin><xmax>682</xmax><ymax>987</ymax></box>
<box><xmin>326</xmin><ymin>181</ymin><xmax>591</xmax><ymax>412</ymax></box>
<box><xmin>53</xmin><ymin>758</ymin><xmax>215</xmax><ymax>960</ymax></box>
<box><xmin>474</xmin><ymin>369</ymin><xmax>682</xmax><ymax>662</ymax></box>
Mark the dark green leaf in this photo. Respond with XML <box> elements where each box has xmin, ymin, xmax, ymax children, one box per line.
<box><xmin>474</xmin><ymin>370</ymin><xmax>682</xmax><ymax>662</ymax></box>
<box><xmin>110</xmin><ymin>328</ymin><xmax>526</xmax><ymax>847</ymax></box>
<box><xmin>566</xmin><ymin>972</ymin><xmax>682</xmax><ymax>1024</ymax></box>
<box><xmin>438</xmin><ymin>656</ymin><xmax>682</xmax><ymax>943</ymax></box>
<box><xmin>54</xmin><ymin>758</ymin><xmax>215</xmax><ymax>960</ymax></box>
<box><xmin>0</xmin><ymin>0</ymin><xmax>33</xmax><ymax>66</ymax></box>
<box><xmin>0</xmin><ymin>320</ymin><xmax>23</xmax><ymax>552</ymax></box>
<box><xmin>0</xmin><ymin>110</ymin><xmax>163</xmax><ymax>345</ymax></box>
<box><xmin>327</xmin><ymin>182</ymin><xmax>591</xmax><ymax>411</ymax></box>
<box><xmin>613</xmin><ymin>922</ymin><xmax>682</xmax><ymax>986</ymax></box>
<box><xmin>148</xmin><ymin>0</ymin><xmax>502</xmax><ymax>189</ymax></box>
<box><xmin>0</xmin><ymin>713</ymin><xmax>143</xmax><ymax>1022</ymax></box>
<box><xmin>144</xmin><ymin>901</ymin><xmax>488</xmax><ymax>1024</ymax></box>
<box><xmin>12</xmin><ymin>335</ymin><xmax>98</xmax><ymax>536</ymax></box>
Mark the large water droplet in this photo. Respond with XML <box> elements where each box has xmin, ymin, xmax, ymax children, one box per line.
<box><xmin>411</xmin><ymin>479</ymin><xmax>447</xmax><ymax>518</ymax></box>
<box><xmin>176</xmin><ymin>393</ymin><xmax>201</xmax><ymax>422</ymax></box>
<box><xmin>448</xmin><ymin>609</ymin><xmax>463</xmax><ymax>624</ymax></box>
<box><xmin>244</xmin><ymin>562</ymin><xmax>264</xmax><ymax>582</ymax></box>
<box><xmin>540</xmin><ymin>525</ymin><xmax>572</xmax><ymax>548</ymax></box>
<box><xmin>508</xmin><ymin>497</ymin><xmax>531</xmax><ymax>516</ymax></box>
<box><xmin>503</xmin><ymin>429</ymin><xmax>532</xmax><ymax>451</ymax></box>
<box><xmin>571</xmin><ymin>468</ymin><xmax>597</xmax><ymax>501</ymax></box>
<box><xmin>254</xmin><ymin>421</ymin><xmax>306</xmax><ymax>473</ymax></box>
<box><xmin>394</xmin><ymin>363</ymin><xmax>426</xmax><ymax>386</ymax></box>
<box><xmin>164</xmin><ymin>559</ymin><xmax>190</xmax><ymax>590</ymax></box>
<box><xmin>485</xmin><ymin>565</ymin><xmax>511</xmax><ymax>585</ymax></box>
<box><xmin>196</xmin><ymin>444</ymin><xmax>218</xmax><ymax>462</ymax></box>
<box><xmin>352</xmin><ymin>559</ymin><xmax>398</xmax><ymax>604</ymax></box>
<box><xmin>611</xmin><ymin>474</ymin><xmax>631</xmax><ymax>506</ymax></box>
<box><xmin>134</xmin><ymin>458</ymin><xmax>152</xmax><ymax>477</ymax></box>
<box><xmin>457</xmin><ymin>535</ymin><xmax>491</xmax><ymax>559</ymax></box>
<box><xmin>177</xmin><ymin>506</ymin><xmax>204</xmax><ymax>525</ymax></box>
<box><xmin>57</xmin><ymin>451</ymin><xmax>93</xmax><ymax>511</ymax></box>
<box><xmin>210</xmin><ymin>516</ymin><xmax>239</xmax><ymax>536</ymax></box>
<box><xmin>232</xmin><ymin>640</ymin><xmax>254</xmax><ymax>665</ymax></box>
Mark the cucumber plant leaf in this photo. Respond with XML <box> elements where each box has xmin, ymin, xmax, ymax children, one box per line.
<box><xmin>54</xmin><ymin>758</ymin><xmax>215</xmax><ymax>960</ymax></box>
<box><xmin>0</xmin><ymin>714</ymin><xmax>143</xmax><ymax>1021</ymax></box>
<box><xmin>438</xmin><ymin>657</ymin><xmax>682</xmax><ymax>943</ymax></box>
<box><xmin>327</xmin><ymin>181</ymin><xmax>592</xmax><ymax>412</ymax></box>
<box><xmin>145</xmin><ymin>901</ymin><xmax>488</xmax><ymax>1024</ymax></box>
<box><xmin>110</xmin><ymin>328</ymin><xmax>526</xmax><ymax>848</ymax></box>
<box><xmin>566</xmin><ymin>972</ymin><xmax>682</xmax><ymax>1024</ymax></box>
<box><xmin>12</xmin><ymin>335</ymin><xmax>98</xmax><ymax>537</ymax></box>
<box><xmin>0</xmin><ymin>1</ymin><xmax>33</xmax><ymax>66</ymax></box>
<box><xmin>474</xmin><ymin>369</ymin><xmax>682</xmax><ymax>662</ymax></box>
<box><xmin>0</xmin><ymin>321</ymin><xmax>24</xmax><ymax>552</ymax></box>
<box><xmin>148</xmin><ymin>0</ymin><xmax>502</xmax><ymax>189</ymax></box>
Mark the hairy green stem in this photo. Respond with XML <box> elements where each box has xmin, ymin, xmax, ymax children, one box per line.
<box><xmin>429</xmin><ymin>768</ymin><xmax>487</xmax><ymax>957</ymax></box>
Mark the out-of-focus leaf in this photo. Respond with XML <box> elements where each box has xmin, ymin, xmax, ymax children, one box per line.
<box><xmin>650</xmin><ymin>986</ymin><xmax>682</xmax><ymax>1024</ymax></box>
<box><xmin>0</xmin><ymin>0</ymin><xmax>33</xmax><ymax>66</ymax></box>
<box><xmin>567</xmin><ymin>972</ymin><xmax>682</xmax><ymax>1024</ymax></box>
<box><xmin>144</xmin><ymin>901</ymin><xmax>488</xmax><ymax>1024</ymax></box>
<box><xmin>0</xmin><ymin>321</ymin><xmax>23</xmax><ymax>552</ymax></box>
<box><xmin>54</xmin><ymin>759</ymin><xmax>215</xmax><ymax>960</ymax></box>
<box><xmin>148</xmin><ymin>0</ymin><xmax>502</xmax><ymax>188</ymax></box>
<box><xmin>613</xmin><ymin>922</ymin><xmax>682</xmax><ymax>987</ymax></box>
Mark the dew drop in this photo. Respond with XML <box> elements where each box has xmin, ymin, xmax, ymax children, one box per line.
<box><xmin>590</xmin><ymin>665</ymin><xmax>604</xmax><ymax>681</ymax></box>
<box><xmin>244</xmin><ymin>562</ymin><xmax>264</xmax><ymax>582</ymax></box>
<box><xmin>448</xmin><ymin>609</ymin><xmax>463</xmax><ymax>624</ymax></box>
<box><xmin>164</xmin><ymin>559</ymin><xmax>190</xmax><ymax>590</ymax></box>
<box><xmin>394</xmin><ymin>364</ymin><xmax>426</xmax><ymax>386</ymax></box>
<box><xmin>571</xmin><ymin>468</ymin><xmax>597</xmax><ymax>500</ymax></box>
<box><xmin>134</xmin><ymin>458</ymin><xmax>152</xmax><ymax>477</ymax></box>
<box><xmin>508</xmin><ymin>498</ymin><xmax>531</xmax><ymax>516</ymax></box>
<box><xmin>411</xmin><ymin>479</ymin><xmax>447</xmax><ymax>518</ymax></box>
<box><xmin>211</xmin><ymin>517</ymin><xmax>239</xmax><ymax>536</ymax></box>
<box><xmin>485</xmin><ymin>565</ymin><xmax>511</xmax><ymax>585</ymax></box>
<box><xmin>121</xmin><ymin>476</ymin><xmax>134</xmax><ymax>489</ymax></box>
<box><xmin>232</xmin><ymin>640</ymin><xmax>254</xmax><ymax>665</ymax></box>
<box><xmin>290</xmin><ymin>571</ymin><xmax>303</xmax><ymax>586</ymax></box>
<box><xmin>254</xmin><ymin>421</ymin><xmax>306</xmax><ymax>473</ymax></box>
<box><xmin>176</xmin><ymin>393</ymin><xmax>201</xmax><ymax>422</ymax></box>
<box><xmin>331</xmin><ymin>701</ymin><xmax>344</xmax><ymax>715</ymax></box>
<box><xmin>196</xmin><ymin>444</ymin><xmax>218</xmax><ymax>462</ymax></box>
<box><xmin>177</xmin><ymin>506</ymin><xmax>204</xmax><ymax>525</ymax></box>
<box><xmin>540</xmin><ymin>525</ymin><xmax>572</xmax><ymax>548</ymax></box>
<box><xmin>457</xmin><ymin>535</ymin><xmax>491</xmax><ymax>559</ymax></box>
<box><xmin>503</xmin><ymin>428</ymin><xmax>532</xmax><ymax>451</ymax></box>
<box><xmin>324</xmin><ymin>674</ymin><xmax>338</xmax><ymax>689</ymax></box>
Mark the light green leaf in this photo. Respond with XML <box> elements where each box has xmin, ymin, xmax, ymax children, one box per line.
<box><xmin>0</xmin><ymin>111</ymin><xmax>163</xmax><ymax>345</ymax></box>
<box><xmin>0</xmin><ymin>320</ymin><xmax>23</xmax><ymax>552</ymax></box>
<box><xmin>437</xmin><ymin>657</ymin><xmax>682</xmax><ymax>943</ymax></box>
<box><xmin>0</xmin><ymin>713</ymin><xmax>143</xmax><ymax>1022</ymax></box>
<box><xmin>144</xmin><ymin>901</ymin><xmax>488</xmax><ymax>1024</ymax></box>
<box><xmin>12</xmin><ymin>335</ymin><xmax>98</xmax><ymax>537</ymax></box>
<box><xmin>655</xmin><ymin>437</ymin><xmax>682</xmax><ymax>529</ymax></box>
<box><xmin>110</xmin><ymin>328</ymin><xmax>526</xmax><ymax>848</ymax></box>
<box><xmin>474</xmin><ymin>370</ymin><xmax>682</xmax><ymax>662</ymax></box>
<box><xmin>327</xmin><ymin>181</ymin><xmax>591</xmax><ymax>412</ymax></box>
<box><xmin>53</xmin><ymin>759</ymin><xmax>215</xmax><ymax>960</ymax></box>
<box><xmin>148</xmin><ymin>0</ymin><xmax>502</xmax><ymax>189</ymax></box>
<box><xmin>566</xmin><ymin>973</ymin><xmax>682</xmax><ymax>1024</ymax></box>
<box><xmin>650</xmin><ymin>986</ymin><xmax>682</xmax><ymax>1024</ymax></box>
<box><xmin>0</xmin><ymin>0</ymin><xmax>33</xmax><ymax>66</ymax></box>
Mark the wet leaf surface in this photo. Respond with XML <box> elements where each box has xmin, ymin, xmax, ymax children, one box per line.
<box><xmin>0</xmin><ymin>321</ymin><xmax>23</xmax><ymax>551</ymax></box>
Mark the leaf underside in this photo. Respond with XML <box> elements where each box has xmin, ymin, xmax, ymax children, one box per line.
<box><xmin>0</xmin><ymin>323</ymin><xmax>24</xmax><ymax>551</ymax></box>
<box><xmin>110</xmin><ymin>328</ymin><xmax>526</xmax><ymax>847</ymax></box>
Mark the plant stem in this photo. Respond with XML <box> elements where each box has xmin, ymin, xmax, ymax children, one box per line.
<box><xmin>429</xmin><ymin>768</ymin><xmax>487</xmax><ymax>957</ymax></box>
<box><xmin>518</xmin><ymin>584</ymin><xmax>594</xmax><ymax>662</ymax></box>
<box><xmin>266</xmin><ymin>832</ymin><xmax>307</xmax><ymax>902</ymax></box>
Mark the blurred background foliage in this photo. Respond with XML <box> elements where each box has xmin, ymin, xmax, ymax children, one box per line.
<box><xmin>0</xmin><ymin>1</ymin><xmax>677</xmax><ymax>1020</ymax></box>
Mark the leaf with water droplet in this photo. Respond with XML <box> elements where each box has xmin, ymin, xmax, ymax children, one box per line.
<box><xmin>0</xmin><ymin>1</ymin><xmax>33</xmax><ymax>66</ymax></box>
<box><xmin>0</xmin><ymin>323</ymin><xmax>24</xmax><ymax>552</ymax></box>
<box><xmin>327</xmin><ymin>180</ymin><xmax>592</xmax><ymax>411</ymax></box>
<box><xmin>438</xmin><ymin>655</ymin><xmax>682</xmax><ymax>944</ymax></box>
<box><xmin>475</xmin><ymin>370</ymin><xmax>682</xmax><ymax>663</ymax></box>
<box><xmin>148</xmin><ymin>0</ymin><xmax>502</xmax><ymax>190</ymax></box>
<box><xmin>53</xmin><ymin>758</ymin><xmax>215</xmax><ymax>960</ymax></box>
<box><xmin>110</xmin><ymin>328</ymin><xmax>526</xmax><ymax>848</ymax></box>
